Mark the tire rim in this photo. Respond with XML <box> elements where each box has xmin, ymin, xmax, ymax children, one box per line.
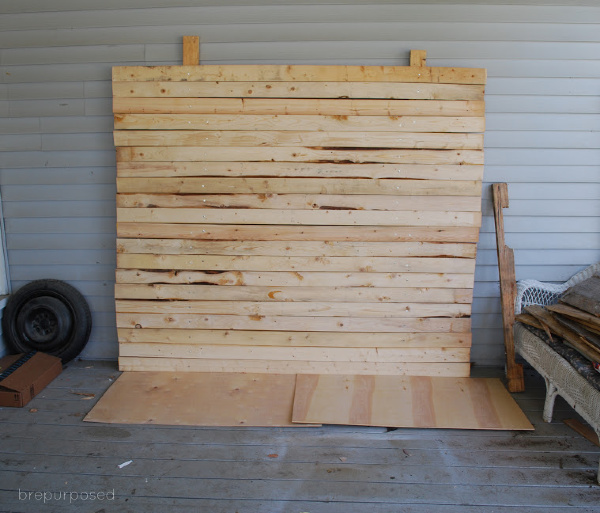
<box><xmin>16</xmin><ymin>296</ymin><xmax>73</xmax><ymax>351</ymax></box>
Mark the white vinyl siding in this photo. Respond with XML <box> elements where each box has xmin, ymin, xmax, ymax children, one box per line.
<box><xmin>0</xmin><ymin>1</ymin><xmax>598</xmax><ymax>364</ymax></box>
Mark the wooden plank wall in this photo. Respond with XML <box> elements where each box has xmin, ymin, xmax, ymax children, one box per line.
<box><xmin>113</xmin><ymin>52</ymin><xmax>486</xmax><ymax>376</ymax></box>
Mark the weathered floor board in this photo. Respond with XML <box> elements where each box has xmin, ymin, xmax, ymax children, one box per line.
<box><xmin>0</xmin><ymin>361</ymin><xmax>598</xmax><ymax>512</ymax></box>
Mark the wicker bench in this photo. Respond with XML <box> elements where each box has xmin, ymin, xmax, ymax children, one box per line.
<box><xmin>513</xmin><ymin>265</ymin><xmax>600</xmax><ymax>483</ymax></box>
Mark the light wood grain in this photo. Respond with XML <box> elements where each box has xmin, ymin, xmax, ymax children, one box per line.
<box><xmin>292</xmin><ymin>375</ymin><xmax>533</xmax><ymax>430</ymax></box>
<box><xmin>116</xmin><ymin>223</ymin><xmax>480</xmax><ymax>242</ymax></box>
<box><xmin>113</xmin><ymin>59</ymin><xmax>485</xmax><ymax>375</ymax></box>
<box><xmin>115</xmin><ymin>299</ymin><xmax>471</xmax><ymax>318</ymax></box>
<box><xmin>116</xmin><ymin>239</ymin><xmax>478</xmax><ymax>258</ymax></box>
<box><xmin>116</xmin><ymin>313</ymin><xmax>471</xmax><ymax>333</ymax></box>
<box><xmin>116</xmin><ymin>207</ymin><xmax>482</xmax><ymax>227</ymax></box>
<box><xmin>115</xmin><ymin>269</ymin><xmax>475</xmax><ymax>288</ymax></box>
<box><xmin>116</xmin><ymin>146</ymin><xmax>484</xmax><ymax>165</ymax></box>
<box><xmin>116</xmin><ymin>193</ymin><xmax>482</xmax><ymax>213</ymax></box>
<box><xmin>118</xmin><ymin>343</ymin><xmax>470</xmax><ymax>363</ymax></box>
<box><xmin>116</xmin><ymin>328</ymin><xmax>471</xmax><ymax>348</ymax></box>
<box><xmin>112</xmin><ymin>64</ymin><xmax>487</xmax><ymax>84</ymax></box>
<box><xmin>113</xmin><ymin>97</ymin><xmax>486</xmax><ymax>116</ymax></box>
<box><xmin>116</xmin><ymin>161</ymin><xmax>484</xmax><ymax>180</ymax></box>
<box><xmin>85</xmin><ymin>371</ymin><xmax>309</xmax><ymax>427</ymax></box>
<box><xmin>116</xmin><ymin>177</ymin><xmax>482</xmax><ymax>196</ymax></box>
<box><xmin>114</xmin><ymin>113</ymin><xmax>485</xmax><ymax>133</ymax></box>
<box><xmin>114</xmin><ymin>81</ymin><xmax>484</xmax><ymax>101</ymax></box>
<box><xmin>113</xmin><ymin>129</ymin><xmax>483</xmax><ymax>150</ymax></box>
<box><xmin>117</xmin><ymin>357</ymin><xmax>471</xmax><ymax>376</ymax></box>
<box><xmin>116</xmin><ymin>254</ymin><xmax>476</xmax><ymax>273</ymax></box>
<box><xmin>115</xmin><ymin>284</ymin><xmax>473</xmax><ymax>304</ymax></box>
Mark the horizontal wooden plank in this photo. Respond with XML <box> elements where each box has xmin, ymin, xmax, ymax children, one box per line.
<box><xmin>110</xmin><ymin>80</ymin><xmax>484</xmax><ymax>105</ymax></box>
<box><xmin>117</xmin><ymin>356</ymin><xmax>471</xmax><ymax>376</ymax></box>
<box><xmin>116</xmin><ymin>223</ymin><xmax>480</xmax><ymax>242</ymax></box>
<box><xmin>116</xmin><ymin>239</ymin><xmax>478</xmax><ymax>258</ymax></box>
<box><xmin>115</xmin><ymin>270</ymin><xmax>475</xmax><ymax>289</ymax></box>
<box><xmin>116</xmin><ymin>208</ymin><xmax>482</xmax><ymax>228</ymax></box>
<box><xmin>113</xmin><ymin>130</ymin><xmax>484</xmax><ymax>150</ymax></box>
<box><xmin>116</xmin><ymin>177</ymin><xmax>482</xmax><ymax>196</ymax></box>
<box><xmin>116</xmin><ymin>193</ymin><xmax>482</xmax><ymax>212</ymax></box>
<box><xmin>116</xmin><ymin>254</ymin><xmax>477</xmax><ymax>273</ymax></box>
<box><xmin>113</xmin><ymin>97</ymin><xmax>486</xmax><ymax>117</ymax></box>
<box><xmin>113</xmin><ymin>81</ymin><xmax>484</xmax><ymax>101</ymax></box>
<box><xmin>115</xmin><ymin>300</ymin><xmax>471</xmax><ymax>318</ymax></box>
<box><xmin>116</xmin><ymin>162</ymin><xmax>485</xmax><ymax>180</ymax></box>
<box><xmin>117</xmin><ymin>313</ymin><xmax>471</xmax><ymax>333</ymax></box>
<box><xmin>112</xmin><ymin>64</ymin><xmax>487</xmax><ymax>85</ymax></box>
<box><xmin>116</xmin><ymin>312</ymin><xmax>471</xmax><ymax>332</ymax></box>
<box><xmin>114</xmin><ymin>284</ymin><xmax>473</xmax><ymax>304</ymax></box>
<box><xmin>116</xmin><ymin>147</ymin><xmax>484</xmax><ymax>165</ymax></box>
<box><xmin>117</xmin><ymin>328</ymin><xmax>472</xmax><ymax>348</ymax></box>
<box><xmin>119</xmin><ymin>343</ymin><xmax>471</xmax><ymax>363</ymax></box>
<box><xmin>114</xmin><ymin>114</ymin><xmax>485</xmax><ymax>133</ymax></box>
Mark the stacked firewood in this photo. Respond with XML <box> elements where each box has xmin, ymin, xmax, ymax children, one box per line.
<box><xmin>516</xmin><ymin>274</ymin><xmax>600</xmax><ymax>369</ymax></box>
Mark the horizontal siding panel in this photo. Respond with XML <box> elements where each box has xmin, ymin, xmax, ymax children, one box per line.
<box><xmin>1</xmin><ymin>63</ymin><xmax>113</xmax><ymax>83</ymax></box>
<box><xmin>11</xmin><ymin>280</ymin><xmax>116</xmax><ymax>298</ymax></box>
<box><xmin>5</xmin><ymin>217</ymin><xmax>116</xmax><ymax>234</ymax></box>
<box><xmin>40</xmin><ymin>116</ymin><xmax>114</xmax><ymax>133</ymax></box>
<box><xmin>9</xmin><ymin>264</ymin><xmax>116</xmax><ymax>282</ymax></box>
<box><xmin>2</xmin><ymin>5</ymin><xmax>600</xmax><ymax>32</ymax></box>
<box><xmin>1</xmin><ymin>167</ymin><xmax>115</xmax><ymax>185</ymax></box>
<box><xmin>7</xmin><ymin>81</ymin><xmax>84</xmax><ymax>100</ymax></box>
<box><xmin>0</xmin><ymin>150</ymin><xmax>116</xmax><ymax>168</ymax></box>
<box><xmin>143</xmin><ymin>41</ymin><xmax>600</xmax><ymax>63</ymax></box>
<box><xmin>7</xmin><ymin>233</ymin><xmax>116</xmax><ymax>250</ymax></box>
<box><xmin>7</xmin><ymin>249</ymin><xmax>116</xmax><ymax>266</ymax></box>
<box><xmin>0</xmin><ymin>118</ymin><xmax>40</xmax><ymax>134</ymax></box>
<box><xmin>486</xmin><ymin>95</ymin><xmax>600</xmax><ymax>114</ymax></box>
<box><xmin>484</xmin><ymin>166</ymin><xmax>600</xmax><ymax>182</ymax></box>
<box><xmin>41</xmin><ymin>133</ymin><xmax>114</xmax><ymax>151</ymax></box>
<box><xmin>480</xmin><ymin>216</ymin><xmax>600</xmax><ymax>234</ymax></box>
<box><xmin>8</xmin><ymin>99</ymin><xmax>85</xmax><ymax>117</ymax></box>
<box><xmin>487</xmin><ymin>114</ymin><xmax>600</xmax><ymax>131</ymax></box>
<box><xmin>481</xmin><ymin>183</ymin><xmax>600</xmax><ymax>200</ymax></box>
<box><xmin>478</xmin><ymin>232</ymin><xmax>600</xmax><ymax>250</ymax></box>
<box><xmin>0</xmin><ymin>134</ymin><xmax>41</xmax><ymax>152</ymax></box>
<box><xmin>486</xmin><ymin>149</ymin><xmax>600</xmax><ymax>166</ymax></box>
<box><xmin>3</xmin><ymin>23</ymin><xmax>600</xmax><ymax>49</ymax></box>
<box><xmin>476</xmin><ymin>249</ymin><xmax>600</xmax><ymax>267</ymax></box>
<box><xmin>3</xmin><ymin>200</ymin><xmax>115</xmax><ymax>218</ymax></box>
<box><xmin>486</xmin><ymin>131</ymin><xmax>600</xmax><ymax>149</ymax></box>
<box><xmin>480</xmin><ymin>199</ymin><xmax>600</xmax><ymax>216</ymax></box>
<box><xmin>1</xmin><ymin>45</ymin><xmax>145</xmax><ymax>66</ymax></box>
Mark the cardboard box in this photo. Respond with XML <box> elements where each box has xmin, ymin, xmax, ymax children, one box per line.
<box><xmin>0</xmin><ymin>352</ymin><xmax>62</xmax><ymax>407</ymax></box>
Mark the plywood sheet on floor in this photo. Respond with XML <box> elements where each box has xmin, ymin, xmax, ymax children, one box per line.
<box><xmin>292</xmin><ymin>375</ymin><xmax>534</xmax><ymax>430</ymax></box>
<box><xmin>84</xmin><ymin>371</ymin><xmax>316</xmax><ymax>427</ymax></box>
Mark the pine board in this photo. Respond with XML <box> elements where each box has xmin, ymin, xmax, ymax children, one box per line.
<box><xmin>113</xmin><ymin>55</ymin><xmax>485</xmax><ymax>375</ymax></box>
<box><xmin>112</xmin><ymin>97</ymin><xmax>486</xmax><ymax>116</ymax></box>
<box><xmin>292</xmin><ymin>375</ymin><xmax>534</xmax><ymax>430</ymax></box>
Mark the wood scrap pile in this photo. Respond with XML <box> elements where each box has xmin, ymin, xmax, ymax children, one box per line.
<box><xmin>516</xmin><ymin>274</ymin><xmax>600</xmax><ymax>370</ymax></box>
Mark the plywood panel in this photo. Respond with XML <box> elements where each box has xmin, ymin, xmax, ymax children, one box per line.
<box><xmin>84</xmin><ymin>371</ymin><xmax>315</xmax><ymax>427</ymax></box>
<box><xmin>292</xmin><ymin>375</ymin><xmax>534</xmax><ymax>430</ymax></box>
<box><xmin>113</xmin><ymin>51</ymin><xmax>485</xmax><ymax>375</ymax></box>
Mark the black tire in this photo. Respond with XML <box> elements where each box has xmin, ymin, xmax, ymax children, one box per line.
<box><xmin>2</xmin><ymin>279</ymin><xmax>92</xmax><ymax>363</ymax></box>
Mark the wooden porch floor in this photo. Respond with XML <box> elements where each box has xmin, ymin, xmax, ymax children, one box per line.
<box><xmin>0</xmin><ymin>361</ymin><xmax>598</xmax><ymax>512</ymax></box>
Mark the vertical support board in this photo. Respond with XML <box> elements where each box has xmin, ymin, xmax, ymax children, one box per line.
<box><xmin>113</xmin><ymin>43</ymin><xmax>486</xmax><ymax>376</ymax></box>
<box><xmin>492</xmin><ymin>183</ymin><xmax>525</xmax><ymax>392</ymax></box>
